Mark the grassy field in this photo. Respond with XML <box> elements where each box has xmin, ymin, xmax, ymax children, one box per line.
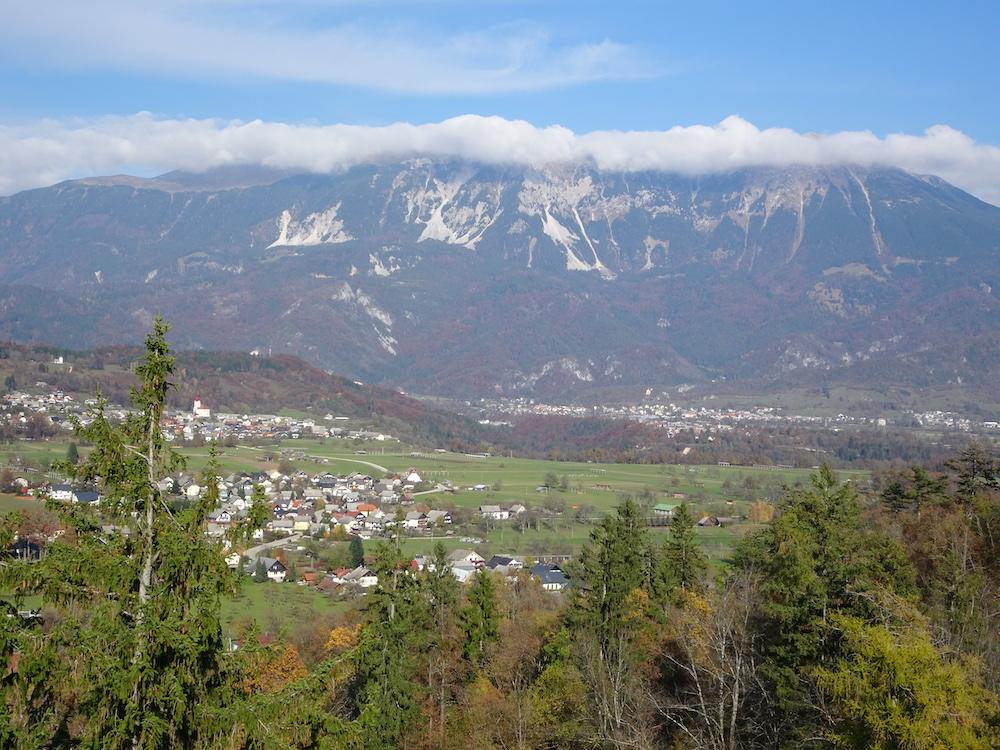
<box><xmin>176</xmin><ymin>438</ymin><xmax>865</xmax><ymax>515</ymax></box>
<box><xmin>3</xmin><ymin>435</ymin><xmax>864</xmax><ymax>574</ymax></box>
<box><xmin>4</xmin><ymin>435</ymin><xmax>867</xmax><ymax>513</ymax></box>
<box><xmin>384</xmin><ymin>519</ymin><xmax>756</xmax><ymax>564</ymax></box>
<box><xmin>1</xmin><ymin>575</ymin><xmax>344</xmax><ymax>639</ymax></box>
<box><xmin>0</xmin><ymin>493</ymin><xmax>45</xmax><ymax>514</ymax></box>
<box><xmin>221</xmin><ymin>579</ymin><xmax>346</xmax><ymax>637</ymax></box>
<box><xmin>0</xmin><ymin>439</ymin><xmax>81</xmax><ymax>473</ymax></box>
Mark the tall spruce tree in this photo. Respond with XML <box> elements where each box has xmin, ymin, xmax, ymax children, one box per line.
<box><xmin>569</xmin><ymin>497</ymin><xmax>658</xmax><ymax>747</ymax></box>
<box><xmin>349</xmin><ymin>535</ymin><xmax>365</xmax><ymax>569</ymax></box>
<box><xmin>425</xmin><ymin>542</ymin><xmax>459</xmax><ymax>743</ymax></box>
<box><xmin>735</xmin><ymin>465</ymin><xmax>917</xmax><ymax>748</ymax></box>
<box><xmin>351</xmin><ymin>543</ymin><xmax>429</xmax><ymax>750</ymax></box>
<box><xmin>460</xmin><ymin>569</ymin><xmax>499</xmax><ymax>665</ymax></box>
<box><xmin>254</xmin><ymin>558</ymin><xmax>268</xmax><ymax>583</ymax></box>
<box><xmin>0</xmin><ymin>319</ymin><xmax>268</xmax><ymax>749</ymax></box>
<box><xmin>658</xmin><ymin>503</ymin><xmax>707</xmax><ymax>596</ymax></box>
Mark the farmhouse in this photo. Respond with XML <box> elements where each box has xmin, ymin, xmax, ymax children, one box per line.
<box><xmin>342</xmin><ymin>566</ymin><xmax>379</xmax><ymax>588</ymax></box>
<box><xmin>447</xmin><ymin>549</ymin><xmax>485</xmax><ymax>568</ymax></box>
<box><xmin>479</xmin><ymin>504</ymin><xmax>510</xmax><ymax>521</ymax></box>
<box><xmin>247</xmin><ymin>557</ymin><xmax>287</xmax><ymax>583</ymax></box>
<box><xmin>530</xmin><ymin>563</ymin><xmax>569</xmax><ymax>591</ymax></box>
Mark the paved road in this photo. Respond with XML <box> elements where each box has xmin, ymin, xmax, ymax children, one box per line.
<box><xmin>242</xmin><ymin>445</ymin><xmax>389</xmax><ymax>473</ymax></box>
<box><xmin>412</xmin><ymin>485</ymin><xmax>447</xmax><ymax>496</ymax></box>
<box><xmin>331</xmin><ymin>457</ymin><xmax>390</xmax><ymax>473</ymax></box>
<box><xmin>244</xmin><ymin>533</ymin><xmax>302</xmax><ymax>559</ymax></box>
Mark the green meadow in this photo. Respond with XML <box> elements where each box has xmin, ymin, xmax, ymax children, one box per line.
<box><xmin>177</xmin><ymin>437</ymin><xmax>865</xmax><ymax>514</ymax></box>
<box><xmin>4</xmin><ymin>435</ymin><xmax>846</xmax><ymax>636</ymax></box>
<box><xmin>220</xmin><ymin>579</ymin><xmax>347</xmax><ymax>637</ymax></box>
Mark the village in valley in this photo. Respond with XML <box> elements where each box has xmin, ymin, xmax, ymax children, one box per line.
<box><xmin>1</xmin><ymin>384</ymin><xmax>854</xmax><ymax>632</ymax></box>
<box><xmin>2</xmin><ymin>392</ymin><xmax>596</xmax><ymax>606</ymax></box>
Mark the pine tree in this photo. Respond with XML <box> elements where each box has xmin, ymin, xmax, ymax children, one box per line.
<box><xmin>253</xmin><ymin>558</ymin><xmax>268</xmax><ymax>583</ymax></box>
<box><xmin>349</xmin><ymin>535</ymin><xmax>365</xmax><ymax>568</ymax></box>
<box><xmin>947</xmin><ymin>443</ymin><xmax>999</xmax><ymax>507</ymax></box>
<box><xmin>65</xmin><ymin>441</ymin><xmax>79</xmax><ymax>465</ymax></box>
<box><xmin>880</xmin><ymin>479</ymin><xmax>911</xmax><ymax>514</ymax></box>
<box><xmin>0</xmin><ymin>319</ymin><xmax>259</xmax><ymax>749</ymax></box>
<box><xmin>460</xmin><ymin>569</ymin><xmax>499</xmax><ymax>665</ymax></box>
<box><xmin>735</xmin><ymin>465</ymin><xmax>918</xmax><ymax>747</ymax></box>
<box><xmin>660</xmin><ymin>503</ymin><xmax>707</xmax><ymax>594</ymax></box>
<box><xmin>568</xmin><ymin>497</ymin><xmax>657</xmax><ymax>746</ymax></box>
<box><xmin>572</xmin><ymin>497</ymin><xmax>652</xmax><ymax>638</ymax></box>
<box><xmin>425</xmin><ymin>542</ymin><xmax>460</xmax><ymax>743</ymax></box>
<box><xmin>351</xmin><ymin>544</ymin><xmax>430</xmax><ymax>750</ymax></box>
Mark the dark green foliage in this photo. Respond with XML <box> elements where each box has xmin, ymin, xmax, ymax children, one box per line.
<box><xmin>735</xmin><ymin>465</ymin><xmax>918</xmax><ymax>746</ymax></box>
<box><xmin>460</xmin><ymin>570</ymin><xmax>499</xmax><ymax>665</ymax></box>
<box><xmin>947</xmin><ymin>443</ymin><xmax>999</xmax><ymax>507</ymax></box>
<box><xmin>426</xmin><ymin>542</ymin><xmax>457</xmax><ymax>633</ymax></box>
<box><xmin>881</xmin><ymin>466</ymin><xmax>948</xmax><ymax>515</ymax></box>
<box><xmin>350</xmin><ymin>544</ymin><xmax>430</xmax><ymax>750</ymax></box>
<box><xmin>65</xmin><ymin>442</ymin><xmax>79</xmax><ymax>465</ymax></box>
<box><xmin>571</xmin><ymin>497</ymin><xmax>652</xmax><ymax>636</ymax></box>
<box><xmin>568</xmin><ymin>497</ymin><xmax>657</xmax><ymax>746</ymax></box>
<box><xmin>656</xmin><ymin>503</ymin><xmax>707</xmax><ymax>599</ymax></box>
<box><xmin>349</xmin><ymin>535</ymin><xmax>365</xmax><ymax>569</ymax></box>
<box><xmin>0</xmin><ymin>320</ymin><xmax>268</xmax><ymax>749</ymax></box>
<box><xmin>880</xmin><ymin>478</ymin><xmax>911</xmax><ymax>513</ymax></box>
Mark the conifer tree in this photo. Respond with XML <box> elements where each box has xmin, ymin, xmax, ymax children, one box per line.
<box><xmin>813</xmin><ymin>598</ymin><xmax>998</xmax><ymax>750</ymax></box>
<box><xmin>880</xmin><ymin>478</ymin><xmax>911</xmax><ymax>514</ymax></box>
<box><xmin>254</xmin><ymin>558</ymin><xmax>268</xmax><ymax>583</ymax></box>
<box><xmin>349</xmin><ymin>535</ymin><xmax>365</xmax><ymax>568</ymax></box>
<box><xmin>735</xmin><ymin>465</ymin><xmax>917</xmax><ymax>747</ymax></box>
<box><xmin>660</xmin><ymin>503</ymin><xmax>707</xmax><ymax>595</ymax></box>
<box><xmin>569</xmin><ymin>497</ymin><xmax>657</xmax><ymax>746</ymax></box>
<box><xmin>461</xmin><ymin>569</ymin><xmax>499</xmax><ymax>665</ymax></box>
<box><xmin>424</xmin><ymin>542</ymin><xmax>460</xmax><ymax>743</ymax></box>
<box><xmin>0</xmin><ymin>318</ymin><xmax>267</xmax><ymax>749</ymax></box>
<box><xmin>351</xmin><ymin>543</ymin><xmax>429</xmax><ymax>750</ymax></box>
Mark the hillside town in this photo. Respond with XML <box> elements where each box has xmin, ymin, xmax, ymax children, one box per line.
<box><xmin>10</xmin><ymin>458</ymin><xmax>570</xmax><ymax>593</ymax></box>
<box><xmin>2</xmin><ymin>387</ymin><xmax>396</xmax><ymax>444</ymax></box>
<box><xmin>3</xmin><ymin>391</ymin><xmax>572</xmax><ymax>593</ymax></box>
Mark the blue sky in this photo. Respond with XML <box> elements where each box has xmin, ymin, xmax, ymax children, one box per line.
<box><xmin>1</xmin><ymin>0</ymin><xmax>998</xmax><ymax>199</ymax></box>
<box><xmin>2</xmin><ymin>1</ymin><xmax>996</xmax><ymax>136</ymax></box>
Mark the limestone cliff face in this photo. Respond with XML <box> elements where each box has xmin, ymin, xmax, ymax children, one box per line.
<box><xmin>1</xmin><ymin>161</ymin><xmax>998</xmax><ymax>397</ymax></box>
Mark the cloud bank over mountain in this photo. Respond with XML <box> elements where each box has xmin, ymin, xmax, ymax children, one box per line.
<box><xmin>2</xmin><ymin>113</ymin><xmax>999</xmax><ymax>204</ymax></box>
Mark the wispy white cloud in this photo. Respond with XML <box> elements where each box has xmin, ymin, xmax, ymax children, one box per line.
<box><xmin>0</xmin><ymin>0</ymin><xmax>655</xmax><ymax>94</ymax></box>
<box><xmin>1</xmin><ymin>113</ymin><xmax>1000</xmax><ymax>204</ymax></box>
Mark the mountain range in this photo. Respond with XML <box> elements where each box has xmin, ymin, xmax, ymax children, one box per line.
<box><xmin>0</xmin><ymin>160</ymin><xmax>998</xmax><ymax>400</ymax></box>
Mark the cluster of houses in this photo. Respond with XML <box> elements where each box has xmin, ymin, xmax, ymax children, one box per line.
<box><xmin>1</xmin><ymin>389</ymin><xmax>396</xmax><ymax>445</ymax></box>
<box><xmin>12</xmin><ymin>466</ymin><xmax>573</xmax><ymax>595</ymax></box>
<box><xmin>155</xmin><ymin>465</ymin><xmax>451</xmax><ymax>540</ymax></box>
<box><xmin>1</xmin><ymin>389</ymin><xmax>118</xmax><ymax>436</ymax></box>
<box><xmin>249</xmin><ymin>548</ymin><xmax>569</xmax><ymax>592</ymax></box>
<box><xmin>161</xmin><ymin>398</ymin><xmax>394</xmax><ymax>445</ymax></box>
